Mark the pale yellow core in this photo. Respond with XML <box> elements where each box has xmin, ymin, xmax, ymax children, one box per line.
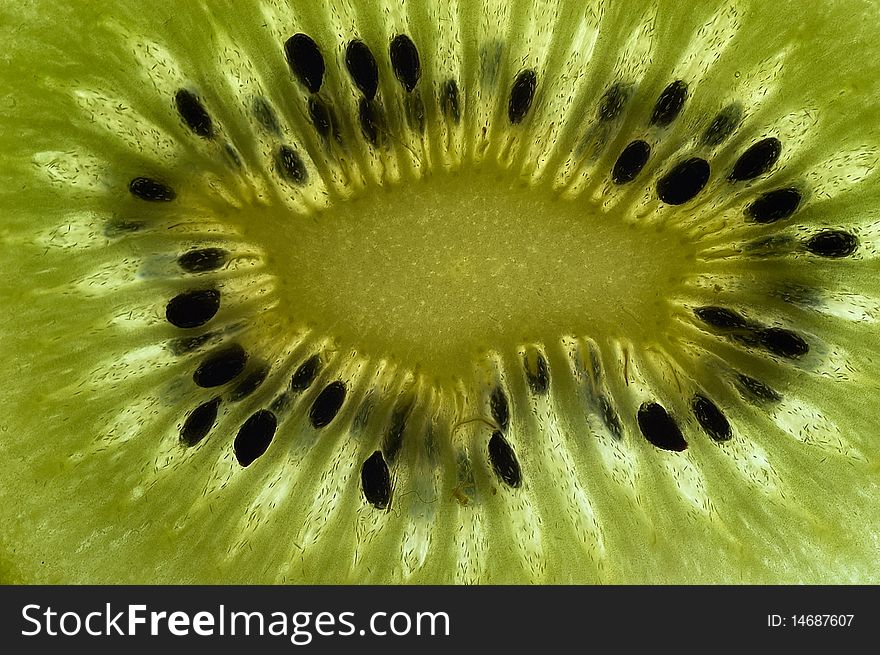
<box><xmin>257</xmin><ymin>167</ymin><xmax>695</xmax><ymax>376</ymax></box>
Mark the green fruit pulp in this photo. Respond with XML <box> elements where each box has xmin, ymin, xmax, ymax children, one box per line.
<box><xmin>267</xmin><ymin>167</ymin><xmax>695</xmax><ymax>377</ymax></box>
<box><xmin>1</xmin><ymin>0</ymin><xmax>879</xmax><ymax>583</ymax></box>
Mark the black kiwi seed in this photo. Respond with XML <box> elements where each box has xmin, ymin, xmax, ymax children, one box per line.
<box><xmin>361</xmin><ymin>451</ymin><xmax>392</xmax><ymax>510</ymax></box>
<box><xmin>165</xmin><ymin>288</ymin><xmax>221</xmax><ymax>329</ymax></box>
<box><xmin>389</xmin><ymin>34</ymin><xmax>421</xmax><ymax>92</ymax></box>
<box><xmin>728</xmin><ymin>137</ymin><xmax>781</xmax><ymax>182</ymax></box>
<box><xmin>736</xmin><ymin>373</ymin><xmax>782</xmax><ymax>404</ymax></box>
<box><xmin>636</xmin><ymin>402</ymin><xmax>687</xmax><ymax>452</ymax></box>
<box><xmin>598</xmin><ymin>395</ymin><xmax>623</xmax><ymax>439</ymax></box>
<box><xmin>383</xmin><ymin>401</ymin><xmax>413</xmax><ymax>463</ymax></box>
<box><xmin>229</xmin><ymin>365</ymin><xmax>270</xmax><ymax>402</ymax></box>
<box><xmin>180</xmin><ymin>397</ymin><xmax>221</xmax><ymax>447</ymax></box>
<box><xmin>657</xmin><ymin>157</ymin><xmax>710</xmax><ymax>205</ymax></box>
<box><xmin>597</xmin><ymin>82</ymin><xmax>628</xmax><ymax>122</ymax></box>
<box><xmin>804</xmin><ymin>230</ymin><xmax>859</xmax><ymax>258</ymax></box>
<box><xmin>694</xmin><ymin>306</ymin><xmax>750</xmax><ymax>330</ymax></box>
<box><xmin>174</xmin><ymin>89</ymin><xmax>214</xmax><ymax>138</ymax></box>
<box><xmin>275</xmin><ymin>145</ymin><xmax>308</xmax><ymax>185</ymax></box>
<box><xmin>702</xmin><ymin>104</ymin><xmax>741</xmax><ymax>147</ymax></box>
<box><xmin>129</xmin><ymin>177</ymin><xmax>176</xmax><ymax>202</ymax></box>
<box><xmin>440</xmin><ymin>79</ymin><xmax>461</xmax><ymax>123</ymax></box>
<box><xmin>177</xmin><ymin>247</ymin><xmax>228</xmax><ymax>273</ymax></box>
<box><xmin>488</xmin><ymin>431</ymin><xmax>522</xmax><ymax>489</ymax></box>
<box><xmin>358</xmin><ymin>98</ymin><xmax>384</xmax><ymax>145</ymax></box>
<box><xmin>490</xmin><ymin>385</ymin><xmax>510</xmax><ymax>432</ymax></box>
<box><xmin>283</xmin><ymin>33</ymin><xmax>325</xmax><ymax>93</ymax></box>
<box><xmin>746</xmin><ymin>188</ymin><xmax>801</xmax><ymax>224</ymax></box>
<box><xmin>234</xmin><ymin>409</ymin><xmax>278</xmax><ymax>467</ymax></box>
<box><xmin>290</xmin><ymin>354</ymin><xmax>321</xmax><ymax>391</ymax></box>
<box><xmin>308</xmin><ymin>381</ymin><xmax>347</xmax><ymax>428</ymax></box>
<box><xmin>757</xmin><ymin>327</ymin><xmax>809</xmax><ymax>359</ymax></box>
<box><xmin>692</xmin><ymin>394</ymin><xmax>732</xmax><ymax>442</ymax></box>
<box><xmin>523</xmin><ymin>350</ymin><xmax>550</xmax><ymax>395</ymax></box>
<box><xmin>252</xmin><ymin>97</ymin><xmax>281</xmax><ymax>135</ymax></box>
<box><xmin>345</xmin><ymin>40</ymin><xmax>379</xmax><ymax>100</ymax></box>
<box><xmin>193</xmin><ymin>344</ymin><xmax>248</xmax><ymax>388</ymax></box>
<box><xmin>508</xmin><ymin>69</ymin><xmax>537</xmax><ymax>125</ymax></box>
<box><xmin>611</xmin><ymin>140</ymin><xmax>651</xmax><ymax>185</ymax></box>
<box><xmin>650</xmin><ymin>80</ymin><xmax>688</xmax><ymax>127</ymax></box>
<box><xmin>307</xmin><ymin>97</ymin><xmax>333</xmax><ymax>139</ymax></box>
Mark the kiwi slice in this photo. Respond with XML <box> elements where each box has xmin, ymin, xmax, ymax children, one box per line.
<box><xmin>2</xmin><ymin>0</ymin><xmax>879</xmax><ymax>584</ymax></box>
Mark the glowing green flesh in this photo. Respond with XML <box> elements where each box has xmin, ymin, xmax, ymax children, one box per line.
<box><xmin>0</xmin><ymin>0</ymin><xmax>879</xmax><ymax>584</ymax></box>
<box><xmin>268</xmin><ymin>168</ymin><xmax>694</xmax><ymax>376</ymax></box>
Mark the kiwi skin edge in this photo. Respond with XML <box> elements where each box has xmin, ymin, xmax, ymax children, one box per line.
<box><xmin>0</xmin><ymin>0</ymin><xmax>879</xmax><ymax>584</ymax></box>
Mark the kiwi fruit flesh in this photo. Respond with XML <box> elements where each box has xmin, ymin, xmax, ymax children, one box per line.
<box><xmin>1</xmin><ymin>0</ymin><xmax>879</xmax><ymax>584</ymax></box>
